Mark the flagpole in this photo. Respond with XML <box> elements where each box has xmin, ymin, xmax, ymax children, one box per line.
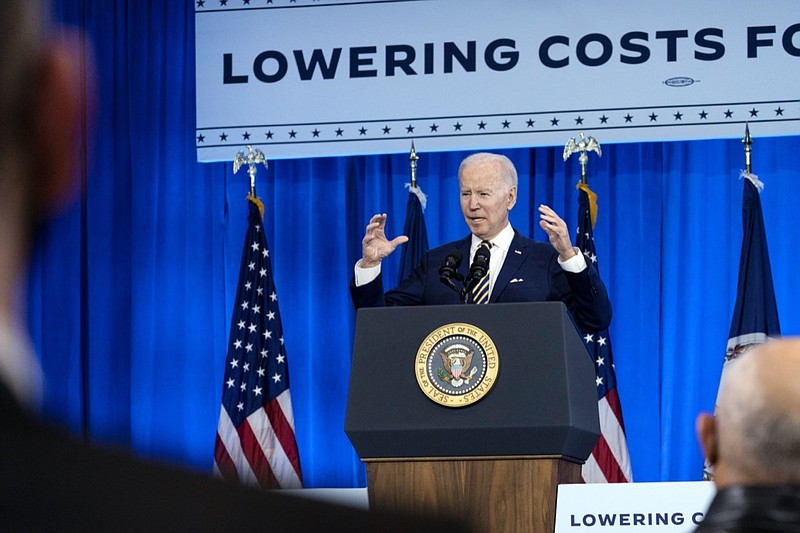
<box><xmin>743</xmin><ymin>123</ymin><xmax>752</xmax><ymax>174</ymax></box>
<box><xmin>398</xmin><ymin>140</ymin><xmax>429</xmax><ymax>285</ymax></box>
<box><xmin>216</xmin><ymin>145</ymin><xmax>303</xmax><ymax>489</ymax></box>
<box><xmin>409</xmin><ymin>141</ymin><xmax>418</xmax><ymax>188</ymax></box>
<box><xmin>562</xmin><ymin>132</ymin><xmax>633</xmax><ymax>483</ymax></box>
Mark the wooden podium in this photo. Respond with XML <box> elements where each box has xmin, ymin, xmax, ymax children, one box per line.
<box><xmin>345</xmin><ymin>303</ymin><xmax>600</xmax><ymax>533</ymax></box>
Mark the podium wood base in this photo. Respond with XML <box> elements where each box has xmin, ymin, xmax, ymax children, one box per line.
<box><xmin>366</xmin><ymin>456</ymin><xmax>581</xmax><ymax>533</ymax></box>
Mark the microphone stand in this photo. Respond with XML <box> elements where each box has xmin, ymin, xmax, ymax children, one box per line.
<box><xmin>461</xmin><ymin>273</ymin><xmax>478</xmax><ymax>304</ymax></box>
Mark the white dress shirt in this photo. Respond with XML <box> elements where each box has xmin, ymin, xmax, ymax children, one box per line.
<box><xmin>355</xmin><ymin>222</ymin><xmax>587</xmax><ymax>293</ymax></box>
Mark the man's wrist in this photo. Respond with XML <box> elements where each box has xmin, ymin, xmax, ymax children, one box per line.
<box><xmin>558</xmin><ymin>247</ymin><xmax>577</xmax><ymax>261</ymax></box>
<box><xmin>558</xmin><ymin>247</ymin><xmax>587</xmax><ymax>273</ymax></box>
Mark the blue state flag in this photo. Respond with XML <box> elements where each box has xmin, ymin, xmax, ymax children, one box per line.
<box><xmin>704</xmin><ymin>172</ymin><xmax>781</xmax><ymax>480</ymax></box>
<box><xmin>397</xmin><ymin>185</ymin><xmax>429</xmax><ymax>285</ymax></box>
<box><xmin>726</xmin><ymin>174</ymin><xmax>781</xmax><ymax>354</ymax></box>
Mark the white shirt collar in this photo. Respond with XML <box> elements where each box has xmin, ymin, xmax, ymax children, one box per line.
<box><xmin>470</xmin><ymin>223</ymin><xmax>514</xmax><ymax>254</ymax></box>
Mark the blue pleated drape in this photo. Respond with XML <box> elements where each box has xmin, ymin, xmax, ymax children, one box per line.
<box><xmin>26</xmin><ymin>1</ymin><xmax>800</xmax><ymax>487</ymax></box>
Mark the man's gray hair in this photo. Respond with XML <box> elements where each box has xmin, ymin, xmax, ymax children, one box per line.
<box><xmin>458</xmin><ymin>152</ymin><xmax>518</xmax><ymax>191</ymax></box>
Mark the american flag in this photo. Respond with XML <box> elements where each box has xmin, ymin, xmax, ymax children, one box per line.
<box><xmin>703</xmin><ymin>172</ymin><xmax>780</xmax><ymax>479</ymax></box>
<box><xmin>214</xmin><ymin>197</ymin><xmax>303</xmax><ymax>489</ymax></box>
<box><xmin>575</xmin><ymin>183</ymin><xmax>633</xmax><ymax>483</ymax></box>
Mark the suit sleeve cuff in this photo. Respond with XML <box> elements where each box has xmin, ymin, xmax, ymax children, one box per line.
<box><xmin>354</xmin><ymin>260</ymin><xmax>381</xmax><ymax>286</ymax></box>
<box><xmin>558</xmin><ymin>247</ymin><xmax>587</xmax><ymax>273</ymax></box>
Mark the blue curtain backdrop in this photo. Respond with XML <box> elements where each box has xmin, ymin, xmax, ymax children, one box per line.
<box><xmin>27</xmin><ymin>1</ymin><xmax>800</xmax><ymax>487</ymax></box>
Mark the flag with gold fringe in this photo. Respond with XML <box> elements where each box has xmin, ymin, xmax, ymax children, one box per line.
<box><xmin>575</xmin><ymin>183</ymin><xmax>633</xmax><ymax>483</ymax></box>
<box><xmin>214</xmin><ymin>195</ymin><xmax>303</xmax><ymax>488</ymax></box>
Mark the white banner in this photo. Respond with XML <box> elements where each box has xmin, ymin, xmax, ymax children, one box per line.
<box><xmin>195</xmin><ymin>0</ymin><xmax>800</xmax><ymax>161</ymax></box>
<box><xmin>555</xmin><ymin>482</ymin><xmax>716</xmax><ymax>533</ymax></box>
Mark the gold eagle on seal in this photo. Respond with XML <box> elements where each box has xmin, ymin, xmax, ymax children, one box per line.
<box><xmin>439</xmin><ymin>344</ymin><xmax>477</xmax><ymax>388</ymax></box>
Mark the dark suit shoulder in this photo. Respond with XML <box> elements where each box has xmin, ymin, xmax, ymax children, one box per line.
<box><xmin>424</xmin><ymin>236</ymin><xmax>471</xmax><ymax>258</ymax></box>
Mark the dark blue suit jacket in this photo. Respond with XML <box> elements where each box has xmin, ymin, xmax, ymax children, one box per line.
<box><xmin>351</xmin><ymin>231</ymin><xmax>612</xmax><ymax>333</ymax></box>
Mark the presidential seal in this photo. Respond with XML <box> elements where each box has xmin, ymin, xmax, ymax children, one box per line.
<box><xmin>415</xmin><ymin>322</ymin><xmax>499</xmax><ymax>407</ymax></box>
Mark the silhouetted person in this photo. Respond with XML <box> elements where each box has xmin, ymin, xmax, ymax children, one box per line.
<box><xmin>695</xmin><ymin>338</ymin><xmax>800</xmax><ymax>532</ymax></box>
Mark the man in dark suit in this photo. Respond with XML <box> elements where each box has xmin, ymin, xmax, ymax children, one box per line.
<box><xmin>351</xmin><ymin>152</ymin><xmax>611</xmax><ymax>332</ymax></box>
<box><xmin>0</xmin><ymin>2</ymin><xmax>470</xmax><ymax>531</ymax></box>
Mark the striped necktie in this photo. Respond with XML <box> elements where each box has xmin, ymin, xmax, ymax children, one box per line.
<box><xmin>471</xmin><ymin>240</ymin><xmax>492</xmax><ymax>304</ymax></box>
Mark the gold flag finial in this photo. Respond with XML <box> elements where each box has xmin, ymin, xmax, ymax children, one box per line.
<box><xmin>233</xmin><ymin>145</ymin><xmax>268</xmax><ymax>197</ymax></box>
<box><xmin>409</xmin><ymin>141</ymin><xmax>419</xmax><ymax>188</ymax></box>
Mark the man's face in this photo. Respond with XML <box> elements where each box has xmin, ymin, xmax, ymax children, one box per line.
<box><xmin>459</xmin><ymin>160</ymin><xmax>517</xmax><ymax>240</ymax></box>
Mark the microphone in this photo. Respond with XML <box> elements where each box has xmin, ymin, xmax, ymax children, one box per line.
<box><xmin>438</xmin><ymin>249</ymin><xmax>463</xmax><ymax>292</ymax></box>
<box><xmin>466</xmin><ymin>243</ymin><xmax>491</xmax><ymax>292</ymax></box>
